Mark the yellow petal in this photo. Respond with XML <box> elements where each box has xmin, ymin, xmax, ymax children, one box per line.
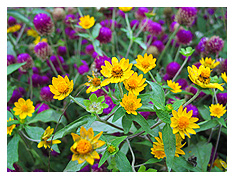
<box><xmin>80</xmin><ymin>126</ymin><xmax>87</xmax><ymax>139</ymax></box>
<box><xmin>84</xmin><ymin>154</ymin><xmax>94</xmax><ymax>165</ymax></box>
<box><xmin>37</xmin><ymin>141</ymin><xmax>45</xmax><ymax>148</ymax></box>
<box><xmin>92</xmin><ymin>140</ymin><xmax>105</xmax><ymax>149</ymax></box>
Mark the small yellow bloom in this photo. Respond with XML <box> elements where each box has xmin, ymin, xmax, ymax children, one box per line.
<box><xmin>49</xmin><ymin>75</ymin><xmax>73</xmax><ymax>100</ymax></box>
<box><xmin>107</xmin><ymin>145</ymin><xmax>116</xmax><ymax>154</ymax></box>
<box><xmin>37</xmin><ymin>126</ymin><xmax>61</xmax><ymax>150</ymax></box>
<box><xmin>187</xmin><ymin>65</ymin><xmax>224</xmax><ymax>91</ymax></box>
<box><xmin>119</xmin><ymin>7</ymin><xmax>133</xmax><ymax>12</ymax></box>
<box><xmin>85</xmin><ymin>71</ymin><xmax>102</xmax><ymax>93</ymax></box>
<box><xmin>100</xmin><ymin>57</ymin><xmax>134</xmax><ymax>86</ymax></box>
<box><xmin>7</xmin><ymin>24</ymin><xmax>21</xmax><ymax>33</ymax></box>
<box><xmin>27</xmin><ymin>28</ymin><xmax>39</xmax><ymax>38</ymax></box>
<box><xmin>79</xmin><ymin>15</ymin><xmax>95</xmax><ymax>29</ymax></box>
<box><xmin>170</xmin><ymin>106</ymin><xmax>200</xmax><ymax>139</ymax></box>
<box><xmin>120</xmin><ymin>93</ymin><xmax>142</xmax><ymax>115</ymax></box>
<box><xmin>123</xmin><ymin>72</ymin><xmax>147</xmax><ymax>95</ymax></box>
<box><xmin>7</xmin><ymin>117</ymin><xmax>16</xmax><ymax>135</ymax></box>
<box><xmin>13</xmin><ymin>98</ymin><xmax>35</xmax><ymax>119</ymax></box>
<box><xmin>221</xmin><ymin>72</ymin><xmax>227</xmax><ymax>83</ymax></box>
<box><xmin>209</xmin><ymin>103</ymin><xmax>226</xmax><ymax>118</ymax></box>
<box><xmin>209</xmin><ymin>158</ymin><xmax>227</xmax><ymax>171</ymax></box>
<box><xmin>134</xmin><ymin>53</ymin><xmax>157</xmax><ymax>74</ymax></box>
<box><xmin>167</xmin><ymin>80</ymin><xmax>182</xmax><ymax>93</ymax></box>
<box><xmin>33</xmin><ymin>36</ymin><xmax>48</xmax><ymax>45</ymax></box>
<box><xmin>200</xmin><ymin>57</ymin><xmax>220</xmax><ymax>69</ymax></box>
<box><xmin>70</xmin><ymin>126</ymin><xmax>105</xmax><ymax>165</ymax></box>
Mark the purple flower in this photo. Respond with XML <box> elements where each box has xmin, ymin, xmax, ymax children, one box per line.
<box><xmin>8</xmin><ymin>88</ymin><xmax>24</xmax><ymax>104</ymax></box>
<box><xmin>176</xmin><ymin>29</ymin><xmax>193</xmax><ymax>45</ymax></box>
<box><xmin>158</xmin><ymin>19</ymin><xmax>165</xmax><ymax>26</ymax></box>
<box><xmin>32</xmin><ymin>67</ymin><xmax>40</xmax><ymax>74</ymax></box>
<box><xmin>74</xmin><ymin>60</ymin><xmax>89</xmax><ymax>75</ymax></box>
<box><xmin>139</xmin><ymin>111</ymin><xmax>150</xmax><ymax>119</ymax></box>
<box><xmin>163</xmin><ymin>73</ymin><xmax>173</xmax><ymax>81</ymax></box>
<box><xmin>79</xmin><ymin>165</ymin><xmax>90</xmax><ymax>172</ymax></box>
<box><xmin>151</xmin><ymin>40</ymin><xmax>165</xmax><ymax>52</ymax></box>
<box><xmin>185</xmin><ymin>104</ymin><xmax>199</xmax><ymax>117</ymax></box>
<box><xmin>91</xmin><ymin>163</ymin><xmax>106</xmax><ymax>172</ymax></box>
<box><xmin>41</xmin><ymin>75</ymin><xmax>50</xmax><ymax>85</ymax></box>
<box><xmin>175</xmin><ymin>7</ymin><xmax>197</xmax><ymax>27</ymax></box>
<box><xmin>171</xmin><ymin>39</ymin><xmax>180</xmax><ymax>48</ymax></box>
<box><xmin>85</xmin><ymin>44</ymin><xmax>95</xmax><ymax>55</ymax></box>
<box><xmin>118</xmin><ymin>10</ymin><xmax>125</xmax><ymax>18</ymax></box>
<box><xmin>8</xmin><ymin>16</ymin><xmax>17</xmax><ymax>26</ymax></box>
<box><xmin>64</xmin><ymin>14</ymin><xmax>76</xmax><ymax>26</ymax></box>
<box><xmin>92</xmin><ymin>51</ymin><xmax>98</xmax><ymax>58</ymax></box>
<box><xmin>135</xmin><ymin>7</ymin><xmax>149</xmax><ymax>20</ymax></box>
<box><xmin>217</xmin><ymin>93</ymin><xmax>227</xmax><ymax>106</ymax></box>
<box><xmin>95</xmin><ymin>55</ymin><xmax>111</xmax><ymax>71</ymax></box>
<box><xmin>170</xmin><ymin>21</ymin><xmax>179</xmax><ymax>32</ymax></box>
<box><xmin>7</xmin><ymin>54</ymin><xmax>16</xmax><ymax>66</ymax></box>
<box><xmin>161</xmin><ymin>34</ymin><xmax>169</xmax><ymax>44</ymax></box>
<box><xmin>35</xmin><ymin>103</ymin><xmax>50</xmax><ymax>114</ymax></box>
<box><xmin>176</xmin><ymin>78</ymin><xmax>188</xmax><ymax>90</ymax></box>
<box><xmin>140</xmin><ymin>18</ymin><xmax>153</xmax><ymax>31</ymax></box>
<box><xmin>103</xmin><ymin>96</ymin><xmax>116</xmax><ymax>114</ymax></box>
<box><xmin>185</xmin><ymin>85</ymin><xmax>206</xmax><ymax>99</ymax></box>
<box><xmin>166</xmin><ymin>62</ymin><xmax>181</xmax><ymax>77</ymax></box>
<box><xmin>17</xmin><ymin>53</ymin><xmax>34</xmax><ymax>71</ymax></box>
<box><xmin>147</xmin><ymin>35</ymin><xmax>157</xmax><ymax>43</ymax></box>
<box><xmin>147</xmin><ymin>22</ymin><xmax>162</xmax><ymax>36</ymax></box>
<box><xmin>207</xmin><ymin>8</ymin><xmax>215</xmax><ymax>15</ymax></box>
<box><xmin>130</xmin><ymin>19</ymin><xmax>139</xmax><ymax>29</ymax></box>
<box><xmin>29</xmin><ymin>73</ymin><xmax>42</xmax><ymax>87</ymax></box>
<box><xmin>196</xmin><ymin>37</ymin><xmax>209</xmax><ymax>53</ymax></box>
<box><xmin>205</xmin><ymin>36</ymin><xmax>224</xmax><ymax>55</ymax></box>
<box><xmin>215</xmin><ymin>58</ymin><xmax>227</xmax><ymax>74</ymax></box>
<box><xmin>97</xmin><ymin>27</ymin><xmax>112</xmax><ymax>44</ymax></box>
<box><xmin>33</xmin><ymin>13</ymin><xmax>54</xmax><ymax>36</ymax></box>
<box><xmin>92</xmin><ymin>89</ymin><xmax>106</xmax><ymax>97</ymax></box>
<box><xmin>82</xmin><ymin>39</ymin><xmax>88</xmax><ymax>45</ymax></box>
<box><xmin>46</xmin><ymin>55</ymin><xmax>64</xmax><ymax>68</ymax></box>
<box><xmin>34</xmin><ymin>41</ymin><xmax>52</xmax><ymax>61</ymax></box>
<box><xmin>40</xmin><ymin>86</ymin><xmax>54</xmax><ymax>102</ymax></box>
<box><xmin>51</xmin><ymin>150</ymin><xmax>60</xmax><ymax>157</ymax></box>
<box><xmin>57</xmin><ymin>46</ymin><xmax>67</xmax><ymax>56</ymax></box>
<box><xmin>100</xmin><ymin>19</ymin><xmax>119</xmax><ymax>29</ymax></box>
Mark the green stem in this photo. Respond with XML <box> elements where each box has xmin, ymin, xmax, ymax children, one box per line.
<box><xmin>172</xmin><ymin>55</ymin><xmax>189</xmax><ymax>82</ymax></box>
<box><xmin>19</xmin><ymin>130</ymin><xmax>40</xmax><ymax>142</ymax></box>
<box><xmin>125</xmin><ymin>13</ymin><xmax>133</xmax><ymax>58</ymax></box>
<box><xmin>126</xmin><ymin>138</ymin><xmax>136</xmax><ymax>172</ymax></box>
<box><xmin>213</xmin><ymin>89</ymin><xmax>218</xmax><ymax>104</ymax></box>
<box><xmin>69</xmin><ymin>95</ymin><xmax>86</xmax><ymax>109</ymax></box>
<box><xmin>183</xmin><ymin>89</ymin><xmax>201</xmax><ymax>107</ymax></box>
<box><xmin>29</xmin><ymin>70</ymin><xmax>33</xmax><ymax>100</ymax></box>
<box><xmin>111</xmin><ymin>7</ymin><xmax>116</xmax><ymax>55</ymax></box>
<box><xmin>118</xmin><ymin>83</ymin><xmax>124</xmax><ymax>98</ymax></box>
<box><xmin>174</xmin><ymin>44</ymin><xmax>182</xmax><ymax>62</ymax></box>
<box><xmin>135</xmin><ymin>18</ymin><xmax>148</xmax><ymax>37</ymax></box>
<box><xmin>148</xmin><ymin>70</ymin><xmax>157</xmax><ymax>83</ymax></box>
<box><xmin>61</xmin><ymin>22</ymin><xmax>70</xmax><ymax>59</ymax></box>
<box><xmin>77</xmin><ymin>7</ymin><xmax>83</xmax><ymax>17</ymax></box>
<box><xmin>48</xmin><ymin>58</ymin><xmax>59</xmax><ymax>76</ymax></box>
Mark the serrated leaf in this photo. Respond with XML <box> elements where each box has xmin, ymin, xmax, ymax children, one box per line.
<box><xmin>7</xmin><ymin>133</ymin><xmax>20</xmax><ymax>170</ymax></box>
<box><xmin>195</xmin><ymin>120</ymin><xmax>219</xmax><ymax>133</ymax></box>
<box><xmin>24</xmin><ymin>126</ymin><xmax>44</xmax><ymax>141</ymax></box>
<box><xmin>7</xmin><ymin>62</ymin><xmax>26</xmax><ymax>75</ymax></box>
<box><xmin>63</xmin><ymin>160</ymin><xmax>87</xmax><ymax>172</ymax></box>
<box><xmin>92</xmin><ymin>23</ymin><xmax>102</xmax><ymax>39</ymax></box>
<box><xmin>115</xmin><ymin>151</ymin><xmax>132</xmax><ymax>172</ymax></box>
<box><xmin>112</xmin><ymin>107</ymin><xmax>125</xmax><ymax>122</ymax></box>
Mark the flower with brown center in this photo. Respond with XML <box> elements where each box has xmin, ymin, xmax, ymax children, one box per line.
<box><xmin>13</xmin><ymin>98</ymin><xmax>35</xmax><ymax>119</ymax></box>
<box><xmin>134</xmin><ymin>53</ymin><xmax>157</xmax><ymax>74</ymax></box>
<box><xmin>85</xmin><ymin>71</ymin><xmax>102</xmax><ymax>93</ymax></box>
<box><xmin>120</xmin><ymin>93</ymin><xmax>142</xmax><ymax>115</ymax></box>
<box><xmin>209</xmin><ymin>103</ymin><xmax>226</xmax><ymax>118</ymax></box>
<box><xmin>200</xmin><ymin>57</ymin><xmax>220</xmax><ymax>69</ymax></box>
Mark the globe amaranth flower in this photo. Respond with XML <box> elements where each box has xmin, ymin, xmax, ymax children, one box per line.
<box><xmin>123</xmin><ymin>72</ymin><xmax>147</xmax><ymax>95</ymax></box>
<box><xmin>176</xmin><ymin>78</ymin><xmax>188</xmax><ymax>90</ymax></box>
<box><xmin>52</xmin><ymin>7</ymin><xmax>65</xmax><ymax>21</ymax></box>
<box><xmin>166</xmin><ymin>61</ymin><xmax>180</xmax><ymax>77</ymax></box>
<box><xmin>35</xmin><ymin>103</ymin><xmax>50</xmax><ymax>114</ymax></box>
<box><xmin>100</xmin><ymin>57</ymin><xmax>134</xmax><ymax>86</ymax></box>
<box><xmin>175</xmin><ymin>7</ymin><xmax>197</xmax><ymax>27</ymax></box>
<box><xmin>120</xmin><ymin>93</ymin><xmax>142</xmax><ymax>115</ymax></box>
<box><xmin>196</xmin><ymin>37</ymin><xmax>208</xmax><ymax>53</ymax></box>
<box><xmin>40</xmin><ymin>86</ymin><xmax>54</xmax><ymax>102</ymax></box>
<box><xmin>95</xmin><ymin>55</ymin><xmax>111</xmax><ymax>71</ymax></box>
<box><xmin>7</xmin><ymin>117</ymin><xmax>16</xmax><ymax>135</ymax></box>
<box><xmin>199</xmin><ymin>57</ymin><xmax>220</xmax><ymax>69</ymax></box>
<box><xmin>135</xmin><ymin>7</ymin><xmax>149</xmax><ymax>20</ymax></box>
<box><xmin>37</xmin><ymin>126</ymin><xmax>61</xmax><ymax>150</ymax></box>
<box><xmin>34</xmin><ymin>41</ymin><xmax>52</xmax><ymax>61</ymax></box>
<box><xmin>85</xmin><ymin>71</ymin><xmax>102</xmax><ymax>93</ymax></box>
<box><xmin>147</xmin><ymin>22</ymin><xmax>162</xmax><ymax>36</ymax></box>
<box><xmin>163</xmin><ymin>73</ymin><xmax>172</xmax><ymax>81</ymax></box>
<box><xmin>49</xmin><ymin>75</ymin><xmax>73</xmax><ymax>100</ymax></box>
<box><xmin>170</xmin><ymin>105</ymin><xmax>200</xmax><ymax>139</ymax></box>
<box><xmin>7</xmin><ymin>24</ymin><xmax>21</xmax><ymax>33</ymax></box>
<box><xmin>8</xmin><ymin>16</ymin><xmax>17</xmax><ymax>26</ymax></box>
<box><xmin>103</xmin><ymin>95</ymin><xmax>116</xmax><ymax>115</ymax></box>
<box><xmin>64</xmin><ymin>14</ymin><xmax>76</xmax><ymax>26</ymax></box>
<box><xmin>167</xmin><ymin>80</ymin><xmax>182</xmax><ymax>93</ymax></box>
<box><xmin>97</xmin><ymin>27</ymin><xmax>112</xmax><ymax>44</ymax></box>
<box><xmin>17</xmin><ymin>53</ymin><xmax>34</xmax><ymax>71</ymax></box>
<box><xmin>13</xmin><ymin>98</ymin><xmax>35</xmax><ymax>120</ymax></box>
<box><xmin>187</xmin><ymin>65</ymin><xmax>224</xmax><ymax>91</ymax></box>
<box><xmin>79</xmin><ymin>15</ymin><xmax>95</xmax><ymax>29</ymax></box>
<box><xmin>85</xmin><ymin>44</ymin><xmax>94</xmax><ymax>55</ymax></box>
<box><xmin>134</xmin><ymin>53</ymin><xmax>157</xmax><ymax>74</ymax></box>
<box><xmin>70</xmin><ymin>126</ymin><xmax>105</xmax><ymax>165</ymax></box>
<box><xmin>47</xmin><ymin>55</ymin><xmax>64</xmax><ymax>68</ymax></box>
<box><xmin>209</xmin><ymin>103</ymin><xmax>226</xmax><ymax>118</ymax></box>
<box><xmin>151</xmin><ymin>132</ymin><xmax>186</xmax><ymax>159</ymax></box>
<box><xmin>74</xmin><ymin>60</ymin><xmax>90</xmax><ymax>75</ymax></box>
<box><xmin>221</xmin><ymin>72</ymin><xmax>227</xmax><ymax>83</ymax></box>
<box><xmin>118</xmin><ymin>7</ymin><xmax>133</xmax><ymax>12</ymax></box>
<box><xmin>217</xmin><ymin>93</ymin><xmax>227</xmax><ymax>106</ymax></box>
<box><xmin>130</xmin><ymin>19</ymin><xmax>139</xmax><ymax>29</ymax></box>
<box><xmin>33</xmin><ymin>13</ymin><xmax>54</xmax><ymax>36</ymax></box>
<box><xmin>185</xmin><ymin>104</ymin><xmax>199</xmax><ymax>118</ymax></box>
<box><xmin>57</xmin><ymin>46</ymin><xmax>67</xmax><ymax>56</ymax></box>
<box><xmin>7</xmin><ymin>54</ymin><xmax>16</xmax><ymax>66</ymax></box>
<box><xmin>29</xmin><ymin>73</ymin><xmax>42</xmax><ymax>87</ymax></box>
<box><xmin>205</xmin><ymin>36</ymin><xmax>224</xmax><ymax>55</ymax></box>
<box><xmin>151</xmin><ymin>40</ymin><xmax>165</xmax><ymax>53</ymax></box>
<box><xmin>176</xmin><ymin>29</ymin><xmax>193</xmax><ymax>45</ymax></box>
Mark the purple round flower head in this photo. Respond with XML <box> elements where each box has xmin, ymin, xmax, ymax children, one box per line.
<box><xmin>7</xmin><ymin>54</ymin><xmax>16</xmax><ymax>66</ymax></box>
<box><xmin>147</xmin><ymin>35</ymin><xmax>157</xmax><ymax>43</ymax></box>
<box><xmin>97</xmin><ymin>27</ymin><xmax>112</xmax><ymax>44</ymax></box>
<box><xmin>79</xmin><ymin>165</ymin><xmax>90</xmax><ymax>172</ymax></box>
<box><xmin>92</xmin><ymin>89</ymin><xmax>106</xmax><ymax>98</ymax></box>
<box><xmin>8</xmin><ymin>88</ymin><xmax>23</xmax><ymax>104</ymax></box>
<box><xmin>17</xmin><ymin>53</ymin><xmax>34</xmax><ymax>71</ymax></box>
<box><xmin>32</xmin><ymin>67</ymin><xmax>40</xmax><ymax>74</ymax></box>
<box><xmin>170</xmin><ymin>21</ymin><xmax>179</xmax><ymax>32</ymax></box>
<box><xmin>34</xmin><ymin>41</ymin><xmax>52</xmax><ymax>61</ymax></box>
<box><xmin>57</xmin><ymin>46</ymin><xmax>67</xmax><ymax>56</ymax></box>
<box><xmin>82</xmin><ymin>39</ymin><xmax>88</xmax><ymax>45</ymax></box>
<box><xmin>33</xmin><ymin>13</ymin><xmax>54</xmax><ymax>36</ymax></box>
<box><xmin>64</xmin><ymin>14</ymin><xmax>76</xmax><ymax>26</ymax></box>
<box><xmin>207</xmin><ymin>8</ymin><xmax>215</xmax><ymax>15</ymax></box>
<box><xmin>203</xmin><ymin>14</ymin><xmax>209</xmax><ymax>20</ymax></box>
<box><xmin>217</xmin><ymin>93</ymin><xmax>227</xmax><ymax>106</ymax></box>
<box><xmin>95</xmin><ymin>55</ymin><xmax>111</xmax><ymax>71</ymax></box>
<box><xmin>35</xmin><ymin>103</ymin><xmax>50</xmax><ymax>114</ymax></box>
<box><xmin>147</xmin><ymin>22</ymin><xmax>162</xmax><ymax>36</ymax></box>
<box><xmin>100</xmin><ymin>19</ymin><xmax>118</xmax><ymax>29</ymax></box>
<box><xmin>74</xmin><ymin>60</ymin><xmax>89</xmax><ymax>75</ymax></box>
<box><xmin>186</xmin><ymin>85</ymin><xmax>206</xmax><ymax>99</ymax></box>
<box><xmin>163</xmin><ymin>73</ymin><xmax>173</xmax><ymax>81</ymax></box>
<box><xmin>92</xmin><ymin>51</ymin><xmax>98</xmax><ymax>58</ymax></box>
<box><xmin>18</xmin><ymin>86</ymin><xmax>26</xmax><ymax>95</ymax></box>
<box><xmin>8</xmin><ymin>16</ymin><xmax>17</xmax><ymax>26</ymax></box>
<box><xmin>175</xmin><ymin>7</ymin><xmax>197</xmax><ymax>27</ymax></box>
<box><xmin>51</xmin><ymin>150</ymin><xmax>59</xmax><ymax>157</ymax></box>
<box><xmin>135</xmin><ymin>7</ymin><xmax>149</xmax><ymax>20</ymax></box>
<box><xmin>176</xmin><ymin>29</ymin><xmax>193</xmax><ymax>45</ymax></box>
<box><xmin>130</xmin><ymin>19</ymin><xmax>139</xmax><ymax>29</ymax></box>
<box><xmin>176</xmin><ymin>78</ymin><xmax>188</xmax><ymax>90</ymax></box>
<box><xmin>193</xmin><ymin>62</ymin><xmax>201</xmax><ymax>69</ymax></box>
<box><xmin>29</xmin><ymin>73</ymin><xmax>42</xmax><ymax>87</ymax></box>
<box><xmin>47</xmin><ymin>55</ymin><xmax>64</xmax><ymax>68</ymax></box>
<box><xmin>151</xmin><ymin>40</ymin><xmax>165</xmax><ymax>52</ymax></box>
<box><xmin>139</xmin><ymin>111</ymin><xmax>150</xmax><ymax>119</ymax></box>
<box><xmin>205</xmin><ymin>36</ymin><xmax>224</xmax><ymax>55</ymax></box>
<box><xmin>185</xmin><ymin>104</ymin><xmax>199</xmax><ymax>117</ymax></box>
<box><xmin>166</xmin><ymin>62</ymin><xmax>181</xmax><ymax>77</ymax></box>
<box><xmin>158</xmin><ymin>19</ymin><xmax>165</xmax><ymax>26</ymax></box>
<box><xmin>215</xmin><ymin>58</ymin><xmax>227</xmax><ymax>74</ymax></box>
<box><xmin>68</xmin><ymin>29</ymin><xmax>79</xmax><ymax>40</ymax></box>
<box><xmin>196</xmin><ymin>37</ymin><xmax>208</xmax><ymax>53</ymax></box>
<box><xmin>40</xmin><ymin>86</ymin><xmax>54</xmax><ymax>102</ymax></box>
<box><xmin>141</xmin><ymin>18</ymin><xmax>153</xmax><ymax>31</ymax></box>
<box><xmin>103</xmin><ymin>96</ymin><xmax>116</xmax><ymax>114</ymax></box>
<box><xmin>41</xmin><ymin>75</ymin><xmax>50</xmax><ymax>85</ymax></box>
<box><xmin>85</xmin><ymin>44</ymin><xmax>95</xmax><ymax>55</ymax></box>
<box><xmin>118</xmin><ymin>10</ymin><xmax>125</xmax><ymax>18</ymax></box>
<box><xmin>65</xmin><ymin>26</ymin><xmax>72</xmax><ymax>36</ymax></box>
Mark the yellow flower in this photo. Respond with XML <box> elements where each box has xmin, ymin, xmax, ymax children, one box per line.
<box><xmin>37</xmin><ymin>126</ymin><xmax>61</xmax><ymax>150</ymax></box>
<box><xmin>134</xmin><ymin>53</ymin><xmax>157</xmax><ymax>74</ymax></box>
<box><xmin>167</xmin><ymin>80</ymin><xmax>182</xmax><ymax>93</ymax></box>
<box><xmin>119</xmin><ymin>7</ymin><xmax>133</xmax><ymax>12</ymax></box>
<box><xmin>199</xmin><ymin>57</ymin><xmax>220</xmax><ymax>69</ymax></box>
<box><xmin>79</xmin><ymin>15</ymin><xmax>95</xmax><ymax>29</ymax></box>
<box><xmin>13</xmin><ymin>98</ymin><xmax>35</xmax><ymax>119</ymax></box>
<box><xmin>33</xmin><ymin>36</ymin><xmax>48</xmax><ymax>45</ymax></box>
<box><xmin>123</xmin><ymin>72</ymin><xmax>147</xmax><ymax>95</ymax></box>
<box><xmin>151</xmin><ymin>132</ymin><xmax>186</xmax><ymax>159</ymax></box>
<box><xmin>27</xmin><ymin>28</ymin><xmax>39</xmax><ymax>38</ymax></box>
<box><xmin>120</xmin><ymin>93</ymin><xmax>142</xmax><ymax>115</ymax></box>
<box><xmin>85</xmin><ymin>71</ymin><xmax>102</xmax><ymax>93</ymax></box>
<box><xmin>208</xmin><ymin>158</ymin><xmax>227</xmax><ymax>171</ymax></box>
<box><xmin>70</xmin><ymin>126</ymin><xmax>105</xmax><ymax>165</ymax></box>
<box><xmin>7</xmin><ymin>24</ymin><xmax>21</xmax><ymax>33</ymax></box>
<box><xmin>7</xmin><ymin>117</ymin><xmax>16</xmax><ymax>135</ymax></box>
<box><xmin>221</xmin><ymin>72</ymin><xmax>227</xmax><ymax>83</ymax></box>
<box><xmin>49</xmin><ymin>75</ymin><xmax>73</xmax><ymax>100</ymax></box>
<box><xmin>209</xmin><ymin>103</ymin><xmax>226</xmax><ymax>118</ymax></box>
<box><xmin>187</xmin><ymin>65</ymin><xmax>224</xmax><ymax>91</ymax></box>
<box><xmin>100</xmin><ymin>57</ymin><xmax>134</xmax><ymax>86</ymax></box>
<box><xmin>170</xmin><ymin>106</ymin><xmax>200</xmax><ymax>139</ymax></box>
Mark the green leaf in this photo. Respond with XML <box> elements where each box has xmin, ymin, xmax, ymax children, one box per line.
<box><xmin>146</xmin><ymin>168</ymin><xmax>157</xmax><ymax>172</ymax></box>
<box><xmin>7</xmin><ymin>133</ymin><xmax>20</xmax><ymax>170</ymax></box>
<box><xmin>217</xmin><ymin>118</ymin><xmax>226</xmax><ymax>128</ymax></box>
<box><xmin>7</xmin><ymin>120</ymin><xmax>20</xmax><ymax>127</ymax></box>
<box><xmin>7</xmin><ymin>62</ymin><xmax>26</xmax><ymax>75</ymax></box>
<box><xmin>7</xmin><ymin>41</ymin><xmax>16</xmax><ymax>56</ymax></box>
<box><xmin>7</xmin><ymin>111</ymin><xmax>13</xmax><ymax>120</ymax></box>
<box><xmin>111</xmin><ymin>136</ymin><xmax>127</xmax><ymax>146</ymax></box>
<box><xmin>77</xmin><ymin>33</ymin><xmax>90</xmax><ymax>39</ymax></box>
<box><xmin>122</xmin><ymin>115</ymin><xmax>133</xmax><ymax>134</ymax></box>
<box><xmin>154</xmin><ymin>108</ymin><xmax>171</xmax><ymax>124</ymax></box>
<box><xmin>162</xmin><ymin>124</ymin><xmax>176</xmax><ymax>170</ymax></box>
<box><xmin>93</xmin><ymin>39</ymin><xmax>103</xmax><ymax>56</ymax></box>
<box><xmin>197</xmin><ymin>14</ymin><xmax>207</xmax><ymax>33</ymax></box>
<box><xmin>112</xmin><ymin>107</ymin><xmax>125</xmax><ymax>122</ymax></box>
<box><xmin>25</xmin><ymin>126</ymin><xmax>44</xmax><ymax>140</ymax></box>
<box><xmin>92</xmin><ymin>23</ymin><xmax>102</xmax><ymax>39</ymax></box>
<box><xmin>144</xmin><ymin>158</ymin><xmax>162</xmax><ymax>165</ymax></box>
<box><xmin>97</xmin><ymin>95</ymin><xmax>105</xmax><ymax>103</ymax></box>
<box><xmin>98</xmin><ymin>150</ymin><xmax>111</xmax><ymax>168</ymax></box>
<box><xmin>138</xmin><ymin>165</ymin><xmax>146</xmax><ymax>172</ymax></box>
<box><xmin>198</xmin><ymin>105</ymin><xmax>211</xmax><ymax>121</ymax></box>
<box><xmin>115</xmin><ymin>151</ymin><xmax>132</xmax><ymax>172</ymax></box>
<box><xmin>63</xmin><ymin>160</ymin><xmax>87</xmax><ymax>172</ymax></box>
<box><xmin>195</xmin><ymin>120</ymin><xmax>219</xmax><ymax>133</ymax></box>
<box><xmin>89</xmin><ymin>93</ymin><xmax>98</xmax><ymax>102</ymax></box>
<box><xmin>114</xmin><ymin>83</ymin><xmax>121</xmax><ymax>100</ymax></box>
<box><xmin>138</xmin><ymin>104</ymin><xmax>155</xmax><ymax>112</ymax></box>
<box><xmin>172</xmin><ymin>99</ymin><xmax>185</xmax><ymax>111</ymax></box>
<box><xmin>7</xmin><ymin>83</ymin><xmax>15</xmax><ymax>102</ymax></box>
<box><xmin>172</xmin><ymin>156</ymin><xmax>202</xmax><ymax>172</ymax></box>
<box><xmin>134</xmin><ymin>38</ymin><xmax>147</xmax><ymax>50</ymax></box>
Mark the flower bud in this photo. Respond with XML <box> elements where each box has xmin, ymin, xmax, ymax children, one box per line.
<box><xmin>34</xmin><ymin>41</ymin><xmax>52</xmax><ymax>61</ymax></box>
<box><xmin>52</xmin><ymin>7</ymin><xmax>65</xmax><ymax>21</ymax></box>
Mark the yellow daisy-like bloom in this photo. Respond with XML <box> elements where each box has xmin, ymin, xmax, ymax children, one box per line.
<box><xmin>120</xmin><ymin>93</ymin><xmax>142</xmax><ymax>115</ymax></box>
<box><xmin>37</xmin><ymin>126</ymin><xmax>61</xmax><ymax>150</ymax></box>
<box><xmin>49</xmin><ymin>75</ymin><xmax>73</xmax><ymax>100</ymax></box>
<box><xmin>79</xmin><ymin>15</ymin><xmax>95</xmax><ymax>29</ymax></box>
<box><xmin>209</xmin><ymin>103</ymin><xmax>226</xmax><ymax>118</ymax></box>
<box><xmin>208</xmin><ymin>158</ymin><xmax>227</xmax><ymax>171</ymax></box>
<box><xmin>7</xmin><ymin>24</ymin><xmax>21</xmax><ymax>33</ymax></box>
<box><xmin>27</xmin><ymin>28</ymin><xmax>39</xmax><ymax>38</ymax></box>
<box><xmin>85</xmin><ymin>71</ymin><xmax>102</xmax><ymax>93</ymax></box>
<box><xmin>33</xmin><ymin>36</ymin><xmax>48</xmax><ymax>45</ymax></box>
<box><xmin>199</xmin><ymin>57</ymin><xmax>220</xmax><ymax>69</ymax></box>
<box><xmin>13</xmin><ymin>98</ymin><xmax>35</xmax><ymax>119</ymax></box>
<box><xmin>100</xmin><ymin>57</ymin><xmax>134</xmax><ymax>86</ymax></box>
<box><xmin>134</xmin><ymin>53</ymin><xmax>157</xmax><ymax>74</ymax></box>
<box><xmin>70</xmin><ymin>126</ymin><xmax>105</xmax><ymax>165</ymax></box>
<box><xmin>170</xmin><ymin>106</ymin><xmax>200</xmax><ymax>139</ymax></box>
<box><xmin>167</xmin><ymin>80</ymin><xmax>182</xmax><ymax>93</ymax></box>
<box><xmin>187</xmin><ymin>65</ymin><xmax>224</xmax><ymax>91</ymax></box>
<box><xmin>7</xmin><ymin>117</ymin><xmax>16</xmax><ymax>135</ymax></box>
<box><xmin>151</xmin><ymin>132</ymin><xmax>186</xmax><ymax>159</ymax></box>
<box><xmin>119</xmin><ymin>7</ymin><xmax>133</xmax><ymax>12</ymax></box>
<box><xmin>221</xmin><ymin>72</ymin><xmax>227</xmax><ymax>83</ymax></box>
<box><xmin>123</xmin><ymin>72</ymin><xmax>147</xmax><ymax>95</ymax></box>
